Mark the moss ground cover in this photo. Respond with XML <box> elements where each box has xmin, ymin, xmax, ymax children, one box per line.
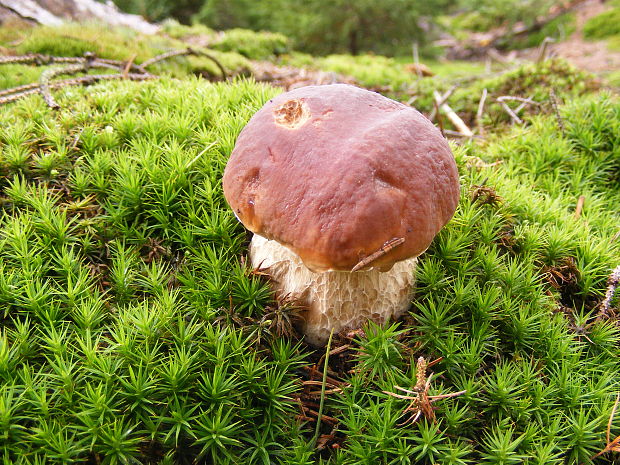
<box><xmin>1</xmin><ymin>23</ymin><xmax>620</xmax><ymax>465</ymax></box>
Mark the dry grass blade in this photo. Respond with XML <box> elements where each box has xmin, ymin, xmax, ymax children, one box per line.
<box><xmin>476</xmin><ymin>88</ymin><xmax>488</xmax><ymax>136</ymax></box>
<box><xmin>592</xmin><ymin>393</ymin><xmax>620</xmax><ymax>459</ymax></box>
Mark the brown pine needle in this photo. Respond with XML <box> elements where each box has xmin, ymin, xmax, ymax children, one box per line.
<box><xmin>592</xmin><ymin>393</ymin><xmax>620</xmax><ymax>460</ymax></box>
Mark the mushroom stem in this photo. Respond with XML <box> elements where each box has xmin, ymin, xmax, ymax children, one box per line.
<box><xmin>250</xmin><ymin>234</ymin><xmax>417</xmax><ymax>346</ymax></box>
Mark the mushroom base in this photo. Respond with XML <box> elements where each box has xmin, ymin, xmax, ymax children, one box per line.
<box><xmin>250</xmin><ymin>234</ymin><xmax>417</xmax><ymax>347</ymax></box>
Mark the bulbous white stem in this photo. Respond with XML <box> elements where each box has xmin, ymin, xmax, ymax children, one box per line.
<box><xmin>250</xmin><ymin>234</ymin><xmax>417</xmax><ymax>346</ymax></box>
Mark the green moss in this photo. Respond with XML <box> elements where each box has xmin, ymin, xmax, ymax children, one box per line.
<box><xmin>0</xmin><ymin>22</ymin><xmax>254</xmax><ymax>84</ymax></box>
<box><xmin>583</xmin><ymin>8</ymin><xmax>620</xmax><ymax>40</ymax></box>
<box><xmin>1</xmin><ymin>20</ymin><xmax>620</xmax><ymax>465</ymax></box>
<box><xmin>282</xmin><ymin>52</ymin><xmax>485</xmax><ymax>90</ymax></box>
<box><xmin>160</xmin><ymin>19</ymin><xmax>217</xmax><ymax>39</ymax></box>
<box><xmin>210</xmin><ymin>28</ymin><xmax>291</xmax><ymax>60</ymax></box>
<box><xmin>438</xmin><ymin>59</ymin><xmax>599</xmax><ymax>131</ymax></box>
<box><xmin>515</xmin><ymin>12</ymin><xmax>576</xmax><ymax>49</ymax></box>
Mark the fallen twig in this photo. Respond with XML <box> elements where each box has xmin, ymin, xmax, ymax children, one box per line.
<box><xmin>0</xmin><ymin>54</ymin><xmax>83</xmax><ymax>65</ymax></box>
<box><xmin>498</xmin><ymin>96</ymin><xmax>541</xmax><ymax>107</ymax></box>
<box><xmin>476</xmin><ymin>88</ymin><xmax>487</xmax><ymax>136</ymax></box>
<box><xmin>496</xmin><ymin>97</ymin><xmax>523</xmax><ymax>124</ymax></box>
<box><xmin>412</xmin><ymin>42</ymin><xmax>422</xmax><ymax>80</ymax></box>
<box><xmin>497</xmin><ymin>95</ymin><xmax>541</xmax><ymax>121</ymax></box>
<box><xmin>122</xmin><ymin>54</ymin><xmax>137</xmax><ymax>79</ymax></box>
<box><xmin>598</xmin><ymin>266</ymin><xmax>620</xmax><ymax>318</ymax></box>
<box><xmin>428</xmin><ymin>86</ymin><xmax>456</xmax><ymax>121</ymax></box>
<box><xmin>40</xmin><ymin>58</ymin><xmax>95</xmax><ymax>109</ymax></box>
<box><xmin>537</xmin><ymin>37</ymin><xmax>556</xmax><ymax>63</ymax></box>
<box><xmin>443</xmin><ymin>129</ymin><xmax>484</xmax><ymax>139</ymax></box>
<box><xmin>0</xmin><ymin>46</ymin><xmax>224</xmax><ymax>108</ymax></box>
<box><xmin>0</xmin><ymin>81</ymin><xmax>39</xmax><ymax>98</ymax></box>
<box><xmin>141</xmin><ymin>47</ymin><xmax>227</xmax><ymax>79</ymax></box>
<box><xmin>0</xmin><ymin>73</ymin><xmax>153</xmax><ymax>106</ymax></box>
<box><xmin>434</xmin><ymin>90</ymin><xmax>473</xmax><ymax>137</ymax></box>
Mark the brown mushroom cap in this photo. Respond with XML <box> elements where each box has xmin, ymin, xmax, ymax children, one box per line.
<box><xmin>223</xmin><ymin>84</ymin><xmax>460</xmax><ymax>272</ymax></box>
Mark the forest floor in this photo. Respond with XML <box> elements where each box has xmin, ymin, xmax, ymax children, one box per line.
<box><xmin>0</xmin><ymin>17</ymin><xmax>619</xmax><ymax>465</ymax></box>
<box><xmin>526</xmin><ymin>0</ymin><xmax>620</xmax><ymax>74</ymax></box>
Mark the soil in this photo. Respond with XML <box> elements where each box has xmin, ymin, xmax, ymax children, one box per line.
<box><xmin>531</xmin><ymin>0</ymin><xmax>620</xmax><ymax>74</ymax></box>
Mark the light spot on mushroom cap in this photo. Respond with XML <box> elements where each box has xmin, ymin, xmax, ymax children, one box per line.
<box><xmin>273</xmin><ymin>99</ymin><xmax>310</xmax><ymax>129</ymax></box>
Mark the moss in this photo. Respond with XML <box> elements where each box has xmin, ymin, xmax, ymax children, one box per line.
<box><xmin>281</xmin><ymin>52</ymin><xmax>485</xmax><ymax>90</ymax></box>
<box><xmin>513</xmin><ymin>12</ymin><xmax>576</xmax><ymax>49</ymax></box>
<box><xmin>1</xmin><ymin>20</ymin><xmax>620</xmax><ymax>465</ymax></box>
<box><xmin>210</xmin><ymin>28</ymin><xmax>291</xmax><ymax>60</ymax></box>
<box><xmin>583</xmin><ymin>8</ymin><xmax>620</xmax><ymax>40</ymax></box>
<box><xmin>439</xmin><ymin>58</ymin><xmax>599</xmax><ymax>130</ymax></box>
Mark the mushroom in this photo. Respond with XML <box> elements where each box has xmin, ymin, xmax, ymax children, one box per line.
<box><xmin>223</xmin><ymin>84</ymin><xmax>460</xmax><ymax>346</ymax></box>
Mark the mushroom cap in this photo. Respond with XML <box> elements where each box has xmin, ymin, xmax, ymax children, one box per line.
<box><xmin>223</xmin><ymin>84</ymin><xmax>460</xmax><ymax>272</ymax></box>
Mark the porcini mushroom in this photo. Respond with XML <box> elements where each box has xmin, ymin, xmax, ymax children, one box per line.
<box><xmin>223</xmin><ymin>84</ymin><xmax>460</xmax><ymax>346</ymax></box>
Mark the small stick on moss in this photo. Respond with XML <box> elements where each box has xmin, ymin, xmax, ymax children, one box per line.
<box><xmin>141</xmin><ymin>47</ymin><xmax>227</xmax><ymax>79</ymax></box>
<box><xmin>434</xmin><ymin>91</ymin><xmax>474</xmax><ymax>137</ymax></box>
<box><xmin>312</xmin><ymin>329</ymin><xmax>335</xmax><ymax>448</ymax></box>
<box><xmin>351</xmin><ymin>237</ymin><xmax>405</xmax><ymax>272</ymax></box>
<box><xmin>0</xmin><ymin>73</ymin><xmax>153</xmax><ymax>106</ymax></box>
<box><xmin>122</xmin><ymin>54</ymin><xmax>137</xmax><ymax>78</ymax></box>
<box><xmin>0</xmin><ymin>81</ymin><xmax>40</xmax><ymax>98</ymax></box>
<box><xmin>598</xmin><ymin>266</ymin><xmax>620</xmax><ymax>319</ymax></box>
<box><xmin>428</xmin><ymin>86</ymin><xmax>456</xmax><ymax>121</ymax></box>
<box><xmin>536</xmin><ymin>37</ymin><xmax>556</xmax><ymax>63</ymax></box>
<box><xmin>497</xmin><ymin>96</ymin><xmax>541</xmax><ymax>122</ymax></box>
<box><xmin>412</xmin><ymin>42</ymin><xmax>423</xmax><ymax>80</ymax></box>
<box><xmin>476</xmin><ymin>88</ymin><xmax>487</xmax><ymax>136</ymax></box>
<box><xmin>574</xmin><ymin>195</ymin><xmax>585</xmax><ymax>218</ymax></box>
<box><xmin>549</xmin><ymin>88</ymin><xmax>566</xmax><ymax>135</ymax></box>
<box><xmin>496</xmin><ymin>97</ymin><xmax>523</xmax><ymax>124</ymax></box>
<box><xmin>0</xmin><ymin>52</ymin><xmax>148</xmax><ymax>73</ymax></box>
<box><xmin>0</xmin><ymin>54</ymin><xmax>83</xmax><ymax>66</ymax></box>
<box><xmin>443</xmin><ymin>129</ymin><xmax>484</xmax><ymax>139</ymax></box>
<box><xmin>40</xmin><ymin>62</ymin><xmax>93</xmax><ymax>109</ymax></box>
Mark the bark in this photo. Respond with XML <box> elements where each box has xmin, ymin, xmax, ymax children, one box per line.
<box><xmin>0</xmin><ymin>0</ymin><xmax>63</xmax><ymax>26</ymax></box>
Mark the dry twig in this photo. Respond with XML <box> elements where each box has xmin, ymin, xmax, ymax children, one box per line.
<box><xmin>0</xmin><ymin>73</ymin><xmax>153</xmax><ymax>106</ymax></box>
<box><xmin>598</xmin><ymin>266</ymin><xmax>620</xmax><ymax>318</ymax></box>
<box><xmin>0</xmin><ymin>46</ymin><xmax>224</xmax><ymax>107</ymax></box>
<box><xmin>428</xmin><ymin>86</ymin><xmax>456</xmax><ymax>121</ymax></box>
<box><xmin>434</xmin><ymin>90</ymin><xmax>473</xmax><ymax>137</ymax></box>
<box><xmin>141</xmin><ymin>47</ymin><xmax>227</xmax><ymax>79</ymax></box>
<box><xmin>536</xmin><ymin>37</ymin><xmax>556</xmax><ymax>63</ymax></box>
<box><xmin>476</xmin><ymin>88</ymin><xmax>488</xmax><ymax>136</ymax></box>
<box><xmin>497</xmin><ymin>102</ymin><xmax>520</xmax><ymax>124</ymax></box>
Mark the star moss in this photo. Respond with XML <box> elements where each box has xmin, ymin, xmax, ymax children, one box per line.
<box><xmin>0</xmin><ymin>23</ymin><xmax>619</xmax><ymax>465</ymax></box>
